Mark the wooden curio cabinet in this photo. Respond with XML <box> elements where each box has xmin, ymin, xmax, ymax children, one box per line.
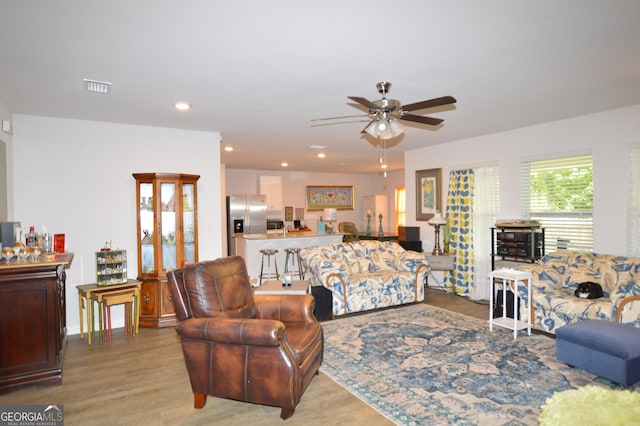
<box><xmin>133</xmin><ymin>173</ymin><xmax>199</xmax><ymax>327</ymax></box>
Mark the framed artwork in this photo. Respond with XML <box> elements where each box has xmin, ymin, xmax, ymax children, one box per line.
<box><xmin>284</xmin><ymin>206</ymin><xmax>293</xmax><ymax>221</ymax></box>
<box><xmin>416</xmin><ymin>168</ymin><xmax>442</xmax><ymax>220</ymax></box>
<box><xmin>306</xmin><ymin>185</ymin><xmax>354</xmax><ymax>211</ymax></box>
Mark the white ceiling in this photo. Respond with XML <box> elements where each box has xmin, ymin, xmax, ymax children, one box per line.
<box><xmin>1</xmin><ymin>1</ymin><xmax>640</xmax><ymax>174</ymax></box>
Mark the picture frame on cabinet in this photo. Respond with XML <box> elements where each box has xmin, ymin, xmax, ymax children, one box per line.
<box><xmin>416</xmin><ymin>168</ymin><xmax>442</xmax><ymax>221</ymax></box>
<box><xmin>305</xmin><ymin>185</ymin><xmax>354</xmax><ymax>211</ymax></box>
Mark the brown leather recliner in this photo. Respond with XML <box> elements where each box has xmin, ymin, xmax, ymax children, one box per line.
<box><xmin>166</xmin><ymin>256</ymin><xmax>323</xmax><ymax>420</ymax></box>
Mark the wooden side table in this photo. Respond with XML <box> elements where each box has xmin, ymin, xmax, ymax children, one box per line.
<box><xmin>254</xmin><ymin>280</ymin><xmax>310</xmax><ymax>295</ymax></box>
<box><xmin>76</xmin><ymin>279</ymin><xmax>141</xmax><ymax>345</ymax></box>
<box><xmin>360</xmin><ymin>233</ymin><xmax>399</xmax><ymax>242</ymax></box>
<box><xmin>489</xmin><ymin>268</ymin><xmax>532</xmax><ymax>339</ymax></box>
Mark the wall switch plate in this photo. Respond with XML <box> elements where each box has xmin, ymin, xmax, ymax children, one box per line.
<box><xmin>1</xmin><ymin>120</ymin><xmax>11</xmax><ymax>134</ymax></box>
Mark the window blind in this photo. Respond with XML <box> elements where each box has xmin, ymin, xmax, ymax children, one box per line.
<box><xmin>627</xmin><ymin>148</ymin><xmax>640</xmax><ymax>257</ymax></box>
<box><xmin>521</xmin><ymin>154</ymin><xmax>593</xmax><ymax>252</ymax></box>
<box><xmin>395</xmin><ymin>186</ymin><xmax>406</xmax><ymax>230</ymax></box>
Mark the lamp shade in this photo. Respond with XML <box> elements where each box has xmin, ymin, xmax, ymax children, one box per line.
<box><xmin>364</xmin><ymin>118</ymin><xmax>404</xmax><ymax>140</ymax></box>
<box><xmin>428</xmin><ymin>211</ymin><xmax>447</xmax><ymax>226</ymax></box>
<box><xmin>323</xmin><ymin>208</ymin><xmax>337</xmax><ymax>221</ymax></box>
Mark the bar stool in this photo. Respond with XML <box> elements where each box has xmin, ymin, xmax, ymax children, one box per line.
<box><xmin>259</xmin><ymin>249</ymin><xmax>279</xmax><ymax>285</ymax></box>
<box><xmin>284</xmin><ymin>248</ymin><xmax>305</xmax><ymax>280</ymax></box>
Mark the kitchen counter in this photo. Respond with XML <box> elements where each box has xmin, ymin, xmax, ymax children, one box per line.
<box><xmin>0</xmin><ymin>252</ymin><xmax>74</xmax><ymax>270</ymax></box>
<box><xmin>236</xmin><ymin>232</ymin><xmax>342</xmax><ymax>240</ymax></box>
<box><xmin>234</xmin><ymin>233</ymin><xmax>343</xmax><ymax>285</ymax></box>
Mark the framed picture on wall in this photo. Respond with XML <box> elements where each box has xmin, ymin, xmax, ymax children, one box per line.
<box><xmin>284</xmin><ymin>206</ymin><xmax>293</xmax><ymax>221</ymax></box>
<box><xmin>416</xmin><ymin>168</ymin><xmax>442</xmax><ymax>220</ymax></box>
<box><xmin>305</xmin><ymin>185</ymin><xmax>354</xmax><ymax>211</ymax></box>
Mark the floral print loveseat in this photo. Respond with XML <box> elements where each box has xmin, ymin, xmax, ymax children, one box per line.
<box><xmin>300</xmin><ymin>241</ymin><xmax>429</xmax><ymax>316</ymax></box>
<box><xmin>515</xmin><ymin>251</ymin><xmax>640</xmax><ymax>334</ymax></box>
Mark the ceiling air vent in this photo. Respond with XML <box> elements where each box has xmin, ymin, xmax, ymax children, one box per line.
<box><xmin>83</xmin><ymin>79</ymin><xmax>112</xmax><ymax>94</ymax></box>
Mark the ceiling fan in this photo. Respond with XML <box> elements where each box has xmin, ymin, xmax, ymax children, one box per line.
<box><xmin>312</xmin><ymin>81</ymin><xmax>457</xmax><ymax>140</ymax></box>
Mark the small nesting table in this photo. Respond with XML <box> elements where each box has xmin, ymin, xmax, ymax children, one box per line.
<box><xmin>254</xmin><ymin>279</ymin><xmax>311</xmax><ymax>295</ymax></box>
<box><xmin>77</xmin><ymin>279</ymin><xmax>142</xmax><ymax>345</ymax></box>
<box><xmin>489</xmin><ymin>268</ymin><xmax>532</xmax><ymax>339</ymax></box>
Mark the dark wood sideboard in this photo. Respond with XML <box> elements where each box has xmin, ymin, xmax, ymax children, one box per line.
<box><xmin>0</xmin><ymin>254</ymin><xmax>73</xmax><ymax>393</ymax></box>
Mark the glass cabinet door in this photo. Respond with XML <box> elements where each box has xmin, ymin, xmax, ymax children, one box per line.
<box><xmin>139</xmin><ymin>182</ymin><xmax>155</xmax><ymax>274</ymax></box>
<box><xmin>160</xmin><ymin>182</ymin><xmax>177</xmax><ymax>272</ymax></box>
<box><xmin>133</xmin><ymin>173</ymin><xmax>199</xmax><ymax>328</ymax></box>
<box><xmin>182</xmin><ymin>182</ymin><xmax>196</xmax><ymax>266</ymax></box>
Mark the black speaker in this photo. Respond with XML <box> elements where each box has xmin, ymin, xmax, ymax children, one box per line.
<box><xmin>493</xmin><ymin>289</ymin><xmax>520</xmax><ymax>319</ymax></box>
<box><xmin>399</xmin><ymin>240</ymin><xmax>423</xmax><ymax>252</ymax></box>
<box><xmin>311</xmin><ymin>285</ymin><xmax>333</xmax><ymax>321</ymax></box>
<box><xmin>398</xmin><ymin>226</ymin><xmax>420</xmax><ymax>241</ymax></box>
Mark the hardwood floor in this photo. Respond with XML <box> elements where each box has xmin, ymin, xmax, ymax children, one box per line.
<box><xmin>0</xmin><ymin>288</ymin><xmax>489</xmax><ymax>425</ymax></box>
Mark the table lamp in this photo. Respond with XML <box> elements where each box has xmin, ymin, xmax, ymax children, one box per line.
<box><xmin>428</xmin><ymin>211</ymin><xmax>447</xmax><ymax>255</ymax></box>
<box><xmin>323</xmin><ymin>208</ymin><xmax>337</xmax><ymax>234</ymax></box>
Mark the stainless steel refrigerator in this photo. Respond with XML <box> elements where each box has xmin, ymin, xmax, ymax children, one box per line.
<box><xmin>226</xmin><ymin>195</ymin><xmax>267</xmax><ymax>256</ymax></box>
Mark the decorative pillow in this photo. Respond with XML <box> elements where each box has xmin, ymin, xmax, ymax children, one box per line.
<box><xmin>368</xmin><ymin>250</ymin><xmax>395</xmax><ymax>271</ymax></box>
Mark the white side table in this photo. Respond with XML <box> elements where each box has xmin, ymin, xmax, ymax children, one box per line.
<box><xmin>489</xmin><ymin>268</ymin><xmax>532</xmax><ymax>339</ymax></box>
<box><xmin>254</xmin><ymin>279</ymin><xmax>310</xmax><ymax>295</ymax></box>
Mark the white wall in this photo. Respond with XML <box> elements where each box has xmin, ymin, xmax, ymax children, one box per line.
<box><xmin>404</xmin><ymin>104</ymin><xmax>640</xmax><ymax>256</ymax></box>
<box><xmin>225</xmin><ymin>168</ymin><xmax>404</xmax><ymax>233</ymax></box>
<box><xmin>12</xmin><ymin>114</ymin><xmax>223</xmax><ymax>335</ymax></box>
<box><xmin>0</xmin><ymin>99</ymin><xmax>14</xmax><ymax>221</ymax></box>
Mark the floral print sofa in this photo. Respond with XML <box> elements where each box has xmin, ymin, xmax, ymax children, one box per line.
<box><xmin>515</xmin><ymin>251</ymin><xmax>640</xmax><ymax>334</ymax></box>
<box><xmin>300</xmin><ymin>240</ymin><xmax>429</xmax><ymax>316</ymax></box>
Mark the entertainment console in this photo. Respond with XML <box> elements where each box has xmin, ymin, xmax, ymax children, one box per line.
<box><xmin>491</xmin><ymin>226</ymin><xmax>545</xmax><ymax>270</ymax></box>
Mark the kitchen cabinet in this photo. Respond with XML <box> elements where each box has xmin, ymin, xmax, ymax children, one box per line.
<box><xmin>259</xmin><ymin>175</ymin><xmax>283</xmax><ymax>211</ymax></box>
<box><xmin>133</xmin><ymin>173</ymin><xmax>199</xmax><ymax>328</ymax></box>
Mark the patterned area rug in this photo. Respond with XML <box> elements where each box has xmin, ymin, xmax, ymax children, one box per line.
<box><xmin>319</xmin><ymin>304</ymin><xmax>639</xmax><ymax>425</ymax></box>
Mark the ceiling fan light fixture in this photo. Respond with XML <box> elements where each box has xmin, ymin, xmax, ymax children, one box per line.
<box><xmin>365</xmin><ymin>118</ymin><xmax>403</xmax><ymax>140</ymax></box>
<box><xmin>389</xmin><ymin>119</ymin><xmax>404</xmax><ymax>137</ymax></box>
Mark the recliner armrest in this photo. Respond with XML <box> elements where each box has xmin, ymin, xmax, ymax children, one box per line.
<box><xmin>176</xmin><ymin>317</ymin><xmax>286</xmax><ymax>347</ymax></box>
<box><xmin>395</xmin><ymin>251</ymin><xmax>429</xmax><ymax>273</ymax></box>
<box><xmin>254</xmin><ymin>294</ymin><xmax>317</xmax><ymax>324</ymax></box>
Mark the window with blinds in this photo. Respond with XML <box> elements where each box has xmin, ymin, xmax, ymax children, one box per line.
<box><xmin>627</xmin><ymin>147</ymin><xmax>640</xmax><ymax>257</ymax></box>
<box><xmin>521</xmin><ymin>154</ymin><xmax>593</xmax><ymax>252</ymax></box>
<box><xmin>394</xmin><ymin>186</ymin><xmax>406</xmax><ymax>231</ymax></box>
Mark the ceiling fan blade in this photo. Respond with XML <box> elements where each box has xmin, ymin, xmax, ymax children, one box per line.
<box><xmin>348</xmin><ymin>96</ymin><xmax>380</xmax><ymax>110</ymax></box>
<box><xmin>311</xmin><ymin>119</ymin><xmax>370</xmax><ymax>127</ymax></box>
<box><xmin>400</xmin><ymin>114</ymin><xmax>444</xmax><ymax>126</ymax></box>
<box><xmin>401</xmin><ymin>96</ymin><xmax>457</xmax><ymax>112</ymax></box>
<box><xmin>311</xmin><ymin>114</ymin><xmax>367</xmax><ymax>122</ymax></box>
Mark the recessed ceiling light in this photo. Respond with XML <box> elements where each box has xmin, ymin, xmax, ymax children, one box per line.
<box><xmin>317</xmin><ymin>153</ymin><xmax>326</xmax><ymax>159</ymax></box>
<box><xmin>281</xmin><ymin>162</ymin><xmax>289</xmax><ymax>167</ymax></box>
<box><xmin>223</xmin><ymin>146</ymin><xmax>234</xmax><ymax>152</ymax></box>
<box><xmin>174</xmin><ymin>102</ymin><xmax>191</xmax><ymax>110</ymax></box>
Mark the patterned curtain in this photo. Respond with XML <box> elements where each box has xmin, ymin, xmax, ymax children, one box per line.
<box><xmin>444</xmin><ymin>169</ymin><xmax>475</xmax><ymax>295</ymax></box>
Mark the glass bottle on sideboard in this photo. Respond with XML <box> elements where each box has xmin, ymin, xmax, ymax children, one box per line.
<box><xmin>133</xmin><ymin>173</ymin><xmax>199</xmax><ymax>327</ymax></box>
